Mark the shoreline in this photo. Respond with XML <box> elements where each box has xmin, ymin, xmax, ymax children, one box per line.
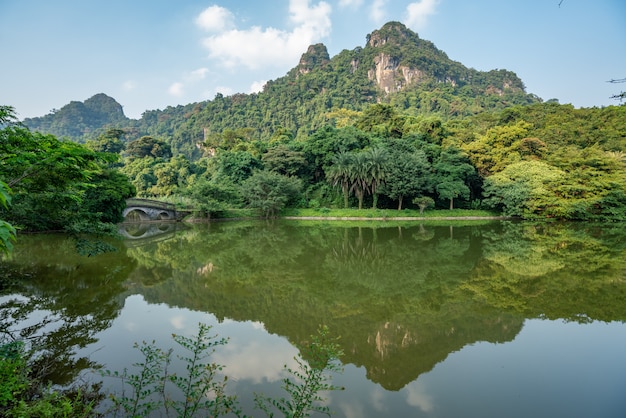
<box><xmin>181</xmin><ymin>215</ymin><xmax>514</xmax><ymax>223</ymax></box>
<box><xmin>282</xmin><ymin>216</ymin><xmax>511</xmax><ymax>221</ymax></box>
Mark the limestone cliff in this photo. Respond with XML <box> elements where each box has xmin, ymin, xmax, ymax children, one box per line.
<box><xmin>363</xmin><ymin>21</ymin><xmax>524</xmax><ymax>97</ymax></box>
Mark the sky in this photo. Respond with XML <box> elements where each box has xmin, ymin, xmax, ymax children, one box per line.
<box><xmin>1</xmin><ymin>0</ymin><xmax>625</xmax><ymax>120</ymax></box>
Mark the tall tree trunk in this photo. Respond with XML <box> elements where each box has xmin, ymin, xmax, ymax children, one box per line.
<box><xmin>449</xmin><ymin>197</ymin><xmax>454</xmax><ymax>210</ymax></box>
<box><xmin>397</xmin><ymin>195</ymin><xmax>403</xmax><ymax>211</ymax></box>
<box><xmin>356</xmin><ymin>188</ymin><xmax>363</xmax><ymax>209</ymax></box>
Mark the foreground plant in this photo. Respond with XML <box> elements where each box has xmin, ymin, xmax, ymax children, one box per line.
<box><xmin>103</xmin><ymin>323</ymin><xmax>240</xmax><ymax>417</ymax></box>
<box><xmin>254</xmin><ymin>325</ymin><xmax>344</xmax><ymax>418</ymax></box>
<box><xmin>169</xmin><ymin>324</ymin><xmax>239</xmax><ymax>417</ymax></box>
<box><xmin>103</xmin><ymin>324</ymin><xmax>344</xmax><ymax>417</ymax></box>
<box><xmin>0</xmin><ymin>340</ymin><xmax>102</xmax><ymax>417</ymax></box>
<box><xmin>102</xmin><ymin>340</ymin><xmax>170</xmax><ymax>416</ymax></box>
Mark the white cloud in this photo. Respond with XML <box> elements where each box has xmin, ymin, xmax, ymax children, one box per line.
<box><xmin>215</xmin><ymin>86</ymin><xmax>234</xmax><ymax>96</ymax></box>
<box><xmin>404</xmin><ymin>0</ymin><xmax>439</xmax><ymax>31</ymax></box>
<box><xmin>188</xmin><ymin>67</ymin><xmax>209</xmax><ymax>81</ymax></box>
<box><xmin>249</xmin><ymin>80</ymin><xmax>267</xmax><ymax>94</ymax></box>
<box><xmin>122</xmin><ymin>80</ymin><xmax>136</xmax><ymax>91</ymax></box>
<box><xmin>195</xmin><ymin>5</ymin><xmax>235</xmax><ymax>32</ymax></box>
<box><xmin>166</xmin><ymin>68</ymin><xmax>210</xmax><ymax>99</ymax></box>
<box><xmin>198</xmin><ymin>0</ymin><xmax>332</xmax><ymax>70</ymax></box>
<box><xmin>338</xmin><ymin>0</ymin><xmax>363</xmax><ymax>8</ymax></box>
<box><xmin>370</xmin><ymin>0</ymin><xmax>388</xmax><ymax>24</ymax></box>
<box><xmin>168</xmin><ymin>81</ymin><xmax>184</xmax><ymax>97</ymax></box>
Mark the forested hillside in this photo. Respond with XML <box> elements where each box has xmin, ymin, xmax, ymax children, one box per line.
<box><xmin>24</xmin><ymin>22</ymin><xmax>538</xmax><ymax>153</ymax></box>
<box><xmin>127</xmin><ymin>22</ymin><xmax>539</xmax><ymax>159</ymax></box>
<box><xmin>23</xmin><ymin>93</ymin><xmax>128</xmax><ymax>140</ymax></box>
<box><xmin>11</xmin><ymin>21</ymin><xmax>626</xmax><ymax>221</ymax></box>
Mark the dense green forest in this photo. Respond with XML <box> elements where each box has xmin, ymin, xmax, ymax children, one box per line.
<box><xmin>0</xmin><ymin>105</ymin><xmax>135</xmax><ymax>255</ymax></box>
<box><xmin>3</xmin><ymin>21</ymin><xmax>624</xmax><ymax>237</ymax></box>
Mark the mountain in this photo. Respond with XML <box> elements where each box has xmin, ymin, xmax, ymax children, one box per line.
<box><xmin>23</xmin><ymin>22</ymin><xmax>540</xmax><ymax>153</ymax></box>
<box><xmin>23</xmin><ymin>93</ymin><xmax>128</xmax><ymax>141</ymax></box>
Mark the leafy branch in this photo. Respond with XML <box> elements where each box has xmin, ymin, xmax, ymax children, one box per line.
<box><xmin>254</xmin><ymin>325</ymin><xmax>344</xmax><ymax>418</ymax></box>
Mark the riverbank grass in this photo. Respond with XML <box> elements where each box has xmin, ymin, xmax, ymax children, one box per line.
<box><xmin>212</xmin><ymin>207</ymin><xmax>501</xmax><ymax>220</ymax></box>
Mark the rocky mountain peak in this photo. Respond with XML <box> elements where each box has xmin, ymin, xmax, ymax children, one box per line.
<box><xmin>366</xmin><ymin>21</ymin><xmax>415</xmax><ymax>48</ymax></box>
<box><xmin>297</xmin><ymin>43</ymin><xmax>330</xmax><ymax>75</ymax></box>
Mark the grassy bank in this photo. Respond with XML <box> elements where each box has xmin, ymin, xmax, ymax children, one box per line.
<box><xmin>210</xmin><ymin>207</ymin><xmax>506</xmax><ymax>220</ymax></box>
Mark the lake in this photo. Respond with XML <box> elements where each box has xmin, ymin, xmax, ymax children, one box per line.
<box><xmin>1</xmin><ymin>220</ymin><xmax>625</xmax><ymax>417</ymax></box>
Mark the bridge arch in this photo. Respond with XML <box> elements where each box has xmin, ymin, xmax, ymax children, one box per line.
<box><xmin>123</xmin><ymin>198</ymin><xmax>178</xmax><ymax>222</ymax></box>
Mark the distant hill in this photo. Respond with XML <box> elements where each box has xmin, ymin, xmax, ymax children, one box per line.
<box><xmin>23</xmin><ymin>22</ymin><xmax>541</xmax><ymax>153</ymax></box>
<box><xmin>23</xmin><ymin>93</ymin><xmax>128</xmax><ymax>141</ymax></box>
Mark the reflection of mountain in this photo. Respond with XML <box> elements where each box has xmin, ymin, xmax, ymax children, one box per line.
<box><xmin>361</xmin><ymin>314</ymin><xmax>522</xmax><ymax>390</ymax></box>
<box><xmin>6</xmin><ymin>221</ymin><xmax>625</xmax><ymax>392</ymax></box>
<box><xmin>123</xmin><ymin>222</ymin><xmax>522</xmax><ymax>389</ymax></box>
<box><xmin>122</xmin><ymin>221</ymin><xmax>626</xmax><ymax>389</ymax></box>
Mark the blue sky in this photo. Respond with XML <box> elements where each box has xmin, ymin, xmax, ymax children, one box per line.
<box><xmin>1</xmin><ymin>0</ymin><xmax>624</xmax><ymax>120</ymax></box>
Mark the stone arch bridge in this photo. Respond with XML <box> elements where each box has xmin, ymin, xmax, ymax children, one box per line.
<box><xmin>123</xmin><ymin>198</ymin><xmax>186</xmax><ymax>222</ymax></box>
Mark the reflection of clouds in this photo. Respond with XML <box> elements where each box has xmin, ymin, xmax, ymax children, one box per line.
<box><xmin>405</xmin><ymin>379</ymin><xmax>434</xmax><ymax>413</ymax></box>
<box><xmin>337</xmin><ymin>386</ymin><xmax>388</xmax><ymax>417</ymax></box>
<box><xmin>370</xmin><ymin>386</ymin><xmax>386</xmax><ymax>411</ymax></box>
<box><xmin>124</xmin><ymin>322</ymin><xmax>137</xmax><ymax>332</ymax></box>
<box><xmin>338</xmin><ymin>401</ymin><xmax>367</xmax><ymax>418</ymax></box>
<box><xmin>213</xmin><ymin>339</ymin><xmax>298</xmax><ymax>384</ymax></box>
<box><xmin>170</xmin><ymin>315</ymin><xmax>185</xmax><ymax>330</ymax></box>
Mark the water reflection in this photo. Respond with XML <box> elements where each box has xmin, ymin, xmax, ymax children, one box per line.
<box><xmin>0</xmin><ymin>236</ymin><xmax>135</xmax><ymax>385</ymax></box>
<box><xmin>118</xmin><ymin>221</ymin><xmax>183</xmax><ymax>246</ymax></box>
<box><xmin>2</xmin><ymin>221</ymin><xmax>626</xmax><ymax>416</ymax></box>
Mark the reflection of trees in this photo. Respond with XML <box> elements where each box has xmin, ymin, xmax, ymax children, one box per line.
<box><xmin>0</xmin><ymin>235</ymin><xmax>134</xmax><ymax>385</ymax></box>
<box><xmin>124</xmin><ymin>221</ymin><xmax>526</xmax><ymax>390</ymax></box>
<box><xmin>113</xmin><ymin>220</ymin><xmax>626</xmax><ymax>391</ymax></box>
<box><xmin>464</xmin><ymin>222</ymin><xmax>626</xmax><ymax>322</ymax></box>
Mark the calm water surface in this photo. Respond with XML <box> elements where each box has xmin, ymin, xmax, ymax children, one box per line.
<box><xmin>1</xmin><ymin>220</ymin><xmax>625</xmax><ymax>417</ymax></box>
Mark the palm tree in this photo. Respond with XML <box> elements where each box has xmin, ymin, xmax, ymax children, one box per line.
<box><xmin>349</xmin><ymin>152</ymin><xmax>369</xmax><ymax>210</ymax></box>
<box><xmin>327</xmin><ymin>152</ymin><xmax>354</xmax><ymax>208</ymax></box>
<box><xmin>366</xmin><ymin>147</ymin><xmax>388</xmax><ymax>209</ymax></box>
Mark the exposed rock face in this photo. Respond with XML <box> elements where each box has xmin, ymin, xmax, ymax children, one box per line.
<box><xmin>365</xmin><ymin>22</ymin><xmax>429</xmax><ymax>95</ymax></box>
<box><xmin>368</xmin><ymin>53</ymin><xmax>425</xmax><ymax>94</ymax></box>
<box><xmin>363</xmin><ymin>22</ymin><xmax>524</xmax><ymax>97</ymax></box>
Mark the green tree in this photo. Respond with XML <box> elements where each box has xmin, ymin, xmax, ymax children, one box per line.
<box><xmin>211</xmin><ymin>150</ymin><xmax>262</xmax><ymax>184</ymax></box>
<box><xmin>262</xmin><ymin>144</ymin><xmax>307</xmax><ymax>177</ymax></box>
<box><xmin>0</xmin><ymin>105</ymin><xmax>132</xmax><ymax>253</ymax></box>
<box><xmin>482</xmin><ymin>160</ymin><xmax>565</xmax><ymax>218</ymax></box>
<box><xmin>349</xmin><ymin>152</ymin><xmax>370</xmax><ymax>210</ymax></box>
<box><xmin>382</xmin><ymin>149</ymin><xmax>432</xmax><ymax>210</ymax></box>
<box><xmin>303</xmin><ymin>126</ymin><xmax>370</xmax><ymax>181</ymax></box>
<box><xmin>86</xmin><ymin>128</ymin><xmax>126</xmax><ymax>154</ymax></box>
<box><xmin>366</xmin><ymin>147</ymin><xmax>389</xmax><ymax>209</ymax></box>
<box><xmin>83</xmin><ymin>169</ymin><xmax>136</xmax><ymax>223</ymax></box>
<box><xmin>355</xmin><ymin>103</ymin><xmax>404</xmax><ymax>138</ymax></box>
<box><xmin>0</xmin><ymin>129</ymin><xmax>101</xmax><ymax>231</ymax></box>
<box><xmin>241</xmin><ymin>170</ymin><xmax>302</xmax><ymax>218</ymax></box>
<box><xmin>125</xmin><ymin>136</ymin><xmax>172</xmax><ymax>159</ymax></box>
<box><xmin>0</xmin><ymin>181</ymin><xmax>16</xmax><ymax>255</ymax></box>
<box><xmin>412</xmin><ymin>196</ymin><xmax>435</xmax><ymax>214</ymax></box>
<box><xmin>326</xmin><ymin>152</ymin><xmax>354</xmax><ymax>208</ymax></box>
<box><xmin>185</xmin><ymin>177</ymin><xmax>242</xmax><ymax>217</ymax></box>
<box><xmin>434</xmin><ymin>147</ymin><xmax>475</xmax><ymax>209</ymax></box>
